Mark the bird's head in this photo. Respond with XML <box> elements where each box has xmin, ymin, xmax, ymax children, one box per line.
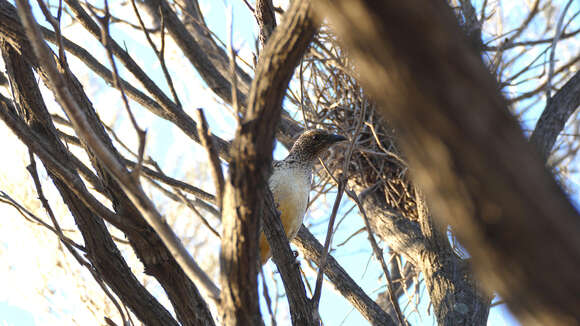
<box><xmin>288</xmin><ymin>129</ymin><xmax>347</xmax><ymax>162</ymax></box>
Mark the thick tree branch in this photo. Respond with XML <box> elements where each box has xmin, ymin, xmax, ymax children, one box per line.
<box><xmin>53</xmin><ymin>125</ymin><xmax>218</xmax><ymax>209</ymax></box>
<box><xmin>256</xmin><ymin>0</ymin><xmax>277</xmax><ymax>47</ymax></box>
<box><xmin>359</xmin><ymin>190</ymin><xmax>425</xmax><ymax>266</ymax></box>
<box><xmin>220</xmin><ymin>0</ymin><xmax>318</xmax><ymax>324</ymax></box>
<box><xmin>14</xmin><ymin>0</ymin><xmax>220</xmax><ymax>318</ymax></box>
<box><xmin>262</xmin><ymin>192</ymin><xmax>316</xmax><ymax>325</ymax></box>
<box><xmin>415</xmin><ymin>191</ymin><xmax>491</xmax><ymax>325</ymax></box>
<box><xmin>151</xmin><ymin>0</ymin><xmax>250</xmax><ymax>107</ymax></box>
<box><xmin>0</xmin><ymin>63</ymin><xmax>178</xmax><ymax>326</ymax></box>
<box><xmin>360</xmin><ymin>186</ymin><xmax>490</xmax><ymax>325</ymax></box>
<box><xmin>4</xmin><ymin>0</ymin><xmax>219</xmax><ymax>322</ymax></box>
<box><xmin>0</xmin><ymin>0</ymin><xmax>232</xmax><ymax>162</ymax></box>
<box><xmin>315</xmin><ymin>0</ymin><xmax>580</xmax><ymax>324</ymax></box>
<box><xmin>0</xmin><ymin>94</ymin><xmax>130</xmax><ymax>232</ymax></box>
<box><xmin>530</xmin><ymin>71</ymin><xmax>580</xmax><ymax>160</ymax></box>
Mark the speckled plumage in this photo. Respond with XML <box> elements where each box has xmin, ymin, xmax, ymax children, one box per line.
<box><xmin>259</xmin><ymin>130</ymin><xmax>346</xmax><ymax>264</ymax></box>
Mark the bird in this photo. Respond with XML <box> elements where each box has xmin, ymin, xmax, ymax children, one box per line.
<box><xmin>260</xmin><ymin>129</ymin><xmax>347</xmax><ymax>264</ymax></box>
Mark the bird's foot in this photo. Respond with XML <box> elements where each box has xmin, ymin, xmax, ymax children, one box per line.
<box><xmin>292</xmin><ymin>250</ymin><xmax>301</xmax><ymax>268</ymax></box>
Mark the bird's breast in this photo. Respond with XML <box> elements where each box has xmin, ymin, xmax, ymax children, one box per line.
<box><xmin>269</xmin><ymin>165</ymin><xmax>311</xmax><ymax>240</ymax></box>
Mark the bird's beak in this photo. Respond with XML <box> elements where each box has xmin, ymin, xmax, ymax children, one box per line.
<box><xmin>329</xmin><ymin>134</ymin><xmax>347</xmax><ymax>143</ymax></box>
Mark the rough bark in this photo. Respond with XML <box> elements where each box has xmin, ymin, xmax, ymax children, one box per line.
<box><xmin>359</xmin><ymin>191</ymin><xmax>424</xmax><ymax>267</ymax></box>
<box><xmin>0</xmin><ymin>1</ymin><xmax>395</xmax><ymax>323</ymax></box>
<box><xmin>256</xmin><ymin>0</ymin><xmax>277</xmax><ymax>47</ymax></box>
<box><xmin>4</xmin><ymin>0</ymin><xmax>578</xmax><ymax>325</ymax></box>
<box><xmin>0</xmin><ymin>47</ymin><xmax>179</xmax><ymax>325</ymax></box>
<box><xmin>220</xmin><ymin>0</ymin><xmax>317</xmax><ymax>325</ymax></box>
<box><xmin>255</xmin><ymin>3</ymin><xmax>321</xmax><ymax>323</ymax></box>
<box><xmin>9</xmin><ymin>0</ymin><xmax>217</xmax><ymax>323</ymax></box>
<box><xmin>150</xmin><ymin>0</ymin><xmax>250</xmax><ymax>107</ymax></box>
<box><xmin>416</xmin><ymin>193</ymin><xmax>491</xmax><ymax>325</ymax></box>
<box><xmin>531</xmin><ymin>71</ymin><xmax>580</xmax><ymax>160</ymax></box>
<box><xmin>315</xmin><ymin>0</ymin><xmax>580</xmax><ymax>324</ymax></box>
<box><xmin>360</xmin><ymin>189</ymin><xmax>491</xmax><ymax>325</ymax></box>
<box><xmin>262</xmin><ymin>192</ymin><xmax>317</xmax><ymax>325</ymax></box>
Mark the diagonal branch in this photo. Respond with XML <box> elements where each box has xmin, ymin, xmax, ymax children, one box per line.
<box><xmin>5</xmin><ymin>0</ymin><xmax>218</xmax><ymax>321</ymax></box>
<box><xmin>152</xmin><ymin>0</ymin><xmax>303</xmax><ymax>146</ymax></box>
<box><xmin>0</xmin><ymin>46</ymin><xmax>178</xmax><ymax>325</ymax></box>
<box><xmin>294</xmin><ymin>228</ymin><xmax>397</xmax><ymax>326</ymax></box>
<box><xmin>63</xmin><ymin>0</ymin><xmax>231</xmax><ymax>160</ymax></box>
<box><xmin>196</xmin><ymin>108</ymin><xmax>225</xmax><ymax>210</ymax></box>
<box><xmin>314</xmin><ymin>0</ymin><xmax>580</xmax><ymax>323</ymax></box>
<box><xmin>14</xmin><ymin>0</ymin><xmax>221</xmax><ymax>312</ymax></box>
<box><xmin>530</xmin><ymin>71</ymin><xmax>580</xmax><ymax>160</ymax></box>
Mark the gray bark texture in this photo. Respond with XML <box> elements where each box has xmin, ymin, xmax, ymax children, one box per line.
<box><xmin>531</xmin><ymin>71</ymin><xmax>580</xmax><ymax>160</ymax></box>
<box><xmin>219</xmin><ymin>1</ymin><xmax>319</xmax><ymax>325</ymax></box>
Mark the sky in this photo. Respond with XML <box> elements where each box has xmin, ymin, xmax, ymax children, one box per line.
<box><xmin>1</xmin><ymin>0</ymin><xmax>578</xmax><ymax>325</ymax></box>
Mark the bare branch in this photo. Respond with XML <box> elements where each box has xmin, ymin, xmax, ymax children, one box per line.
<box><xmin>294</xmin><ymin>228</ymin><xmax>397</xmax><ymax>326</ymax></box>
<box><xmin>195</xmin><ymin>108</ymin><xmax>225</xmax><ymax>210</ymax></box>
<box><xmin>546</xmin><ymin>0</ymin><xmax>574</xmax><ymax>101</ymax></box>
<box><xmin>531</xmin><ymin>71</ymin><xmax>580</xmax><ymax>160</ymax></box>
<box><xmin>15</xmin><ymin>0</ymin><xmax>221</xmax><ymax>307</ymax></box>
<box><xmin>0</xmin><ymin>95</ymin><xmax>132</xmax><ymax>231</ymax></box>
<box><xmin>220</xmin><ymin>0</ymin><xmax>318</xmax><ymax>324</ymax></box>
<box><xmin>27</xmin><ymin>150</ymin><xmax>130</xmax><ymax>325</ymax></box>
<box><xmin>349</xmin><ymin>190</ymin><xmax>406</xmax><ymax>325</ymax></box>
<box><xmin>256</xmin><ymin>0</ymin><xmax>277</xmax><ymax>47</ymax></box>
<box><xmin>0</xmin><ymin>40</ymin><xmax>179</xmax><ymax>325</ymax></box>
<box><xmin>314</xmin><ymin>0</ymin><xmax>580</xmax><ymax>323</ymax></box>
<box><xmin>62</xmin><ymin>0</ymin><xmax>232</xmax><ymax>160</ymax></box>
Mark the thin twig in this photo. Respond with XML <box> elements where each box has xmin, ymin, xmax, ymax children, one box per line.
<box><xmin>88</xmin><ymin>0</ymin><xmax>147</xmax><ymax>179</ymax></box>
<box><xmin>27</xmin><ymin>149</ymin><xmax>129</xmax><ymax>325</ymax></box>
<box><xmin>260</xmin><ymin>266</ymin><xmax>278</xmax><ymax>326</ymax></box>
<box><xmin>227</xmin><ymin>7</ymin><xmax>241</xmax><ymax>122</ymax></box>
<box><xmin>130</xmin><ymin>0</ymin><xmax>182</xmax><ymax>108</ymax></box>
<box><xmin>311</xmin><ymin>177</ymin><xmax>345</xmax><ymax>306</ymax></box>
<box><xmin>195</xmin><ymin>108</ymin><xmax>225</xmax><ymax>210</ymax></box>
<box><xmin>52</xmin><ymin>124</ymin><xmax>218</xmax><ymax>206</ymax></box>
<box><xmin>0</xmin><ymin>191</ymin><xmax>86</xmax><ymax>251</ymax></box>
<box><xmin>312</xmin><ymin>90</ymin><xmax>366</xmax><ymax>307</ymax></box>
<box><xmin>347</xmin><ymin>190</ymin><xmax>407</xmax><ymax>326</ymax></box>
<box><xmin>0</xmin><ymin>98</ymin><xmax>134</xmax><ymax>232</ymax></box>
<box><xmin>36</xmin><ymin>0</ymin><xmax>67</xmax><ymax>65</ymax></box>
<box><xmin>174</xmin><ymin>188</ymin><xmax>221</xmax><ymax>239</ymax></box>
<box><xmin>546</xmin><ymin>0</ymin><xmax>574</xmax><ymax>101</ymax></box>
